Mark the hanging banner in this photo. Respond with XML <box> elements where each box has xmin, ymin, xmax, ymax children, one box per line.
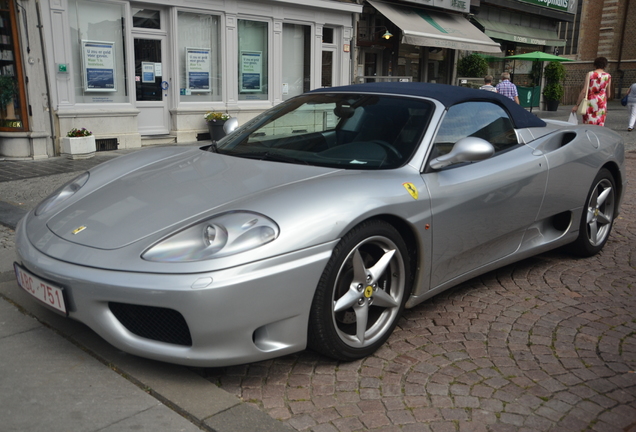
<box><xmin>186</xmin><ymin>47</ymin><xmax>211</xmax><ymax>92</ymax></box>
<box><xmin>82</xmin><ymin>40</ymin><xmax>116</xmax><ymax>92</ymax></box>
<box><xmin>240</xmin><ymin>51</ymin><xmax>262</xmax><ymax>92</ymax></box>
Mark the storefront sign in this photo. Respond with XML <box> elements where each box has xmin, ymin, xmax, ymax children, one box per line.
<box><xmin>82</xmin><ymin>40</ymin><xmax>116</xmax><ymax>92</ymax></box>
<box><xmin>517</xmin><ymin>0</ymin><xmax>576</xmax><ymax>14</ymax></box>
<box><xmin>400</xmin><ymin>0</ymin><xmax>468</xmax><ymax>13</ymax></box>
<box><xmin>141</xmin><ymin>62</ymin><xmax>155</xmax><ymax>83</ymax></box>
<box><xmin>241</xmin><ymin>51</ymin><xmax>262</xmax><ymax>92</ymax></box>
<box><xmin>186</xmin><ymin>47</ymin><xmax>211</xmax><ymax>92</ymax></box>
<box><xmin>513</xmin><ymin>35</ymin><xmax>547</xmax><ymax>45</ymax></box>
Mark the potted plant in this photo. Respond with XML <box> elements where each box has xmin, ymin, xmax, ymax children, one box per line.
<box><xmin>542</xmin><ymin>61</ymin><xmax>566</xmax><ymax>111</ymax></box>
<box><xmin>204</xmin><ymin>111</ymin><xmax>231</xmax><ymax>141</ymax></box>
<box><xmin>61</xmin><ymin>127</ymin><xmax>96</xmax><ymax>159</ymax></box>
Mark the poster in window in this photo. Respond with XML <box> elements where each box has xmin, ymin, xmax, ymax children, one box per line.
<box><xmin>82</xmin><ymin>40</ymin><xmax>116</xmax><ymax>92</ymax></box>
<box><xmin>142</xmin><ymin>62</ymin><xmax>155</xmax><ymax>83</ymax></box>
<box><xmin>240</xmin><ymin>51</ymin><xmax>262</xmax><ymax>92</ymax></box>
<box><xmin>186</xmin><ymin>47</ymin><xmax>211</xmax><ymax>92</ymax></box>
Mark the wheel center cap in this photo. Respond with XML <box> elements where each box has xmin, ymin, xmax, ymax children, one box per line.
<box><xmin>594</xmin><ymin>208</ymin><xmax>600</xmax><ymax>217</ymax></box>
<box><xmin>364</xmin><ymin>286</ymin><xmax>373</xmax><ymax>298</ymax></box>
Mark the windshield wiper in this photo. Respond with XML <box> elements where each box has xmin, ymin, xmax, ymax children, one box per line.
<box><xmin>231</xmin><ymin>151</ymin><xmax>309</xmax><ymax>165</ymax></box>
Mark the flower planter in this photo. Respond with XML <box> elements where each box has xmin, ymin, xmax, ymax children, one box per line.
<box><xmin>207</xmin><ymin>120</ymin><xmax>227</xmax><ymax>141</ymax></box>
<box><xmin>61</xmin><ymin>135</ymin><xmax>96</xmax><ymax>159</ymax></box>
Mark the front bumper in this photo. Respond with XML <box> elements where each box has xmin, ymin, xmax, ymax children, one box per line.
<box><xmin>15</xmin><ymin>218</ymin><xmax>336</xmax><ymax>367</ymax></box>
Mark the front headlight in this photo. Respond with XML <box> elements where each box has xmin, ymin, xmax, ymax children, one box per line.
<box><xmin>35</xmin><ymin>172</ymin><xmax>89</xmax><ymax>216</ymax></box>
<box><xmin>142</xmin><ymin>211</ymin><xmax>279</xmax><ymax>262</ymax></box>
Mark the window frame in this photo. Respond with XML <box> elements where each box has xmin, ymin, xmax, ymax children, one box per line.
<box><xmin>428</xmin><ymin>101</ymin><xmax>521</xmax><ymax>170</ymax></box>
<box><xmin>0</xmin><ymin>0</ymin><xmax>28</xmax><ymax>132</ymax></box>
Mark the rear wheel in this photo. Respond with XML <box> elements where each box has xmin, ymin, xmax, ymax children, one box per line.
<box><xmin>570</xmin><ymin>168</ymin><xmax>616</xmax><ymax>257</ymax></box>
<box><xmin>308</xmin><ymin>220</ymin><xmax>411</xmax><ymax>361</ymax></box>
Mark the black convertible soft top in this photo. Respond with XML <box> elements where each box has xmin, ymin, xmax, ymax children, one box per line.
<box><xmin>310</xmin><ymin>82</ymin><xmax>546</xmax><ymax>130</ymax></box>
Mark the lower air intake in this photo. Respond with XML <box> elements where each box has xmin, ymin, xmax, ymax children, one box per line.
<box><xmin>109</xmin><ymin>302</ymin><xmax>192</xmax><ymax>346</ymax></box>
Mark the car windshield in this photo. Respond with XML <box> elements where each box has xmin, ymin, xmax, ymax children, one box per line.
<box><xmin>213</xmin><ymin>93</ymin><xmax>434</xmax><ymax>169</ymax></box>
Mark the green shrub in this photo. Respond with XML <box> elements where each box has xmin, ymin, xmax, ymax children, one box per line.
<box><xmin>542</xmin><ymin>62</ymin><xmax>566</xmax><ymax>102</ymax></box>
<box><xmin>544</xmin><ymin>61</ymin><xmax>566</xmax><ymax>83</ymax></box>
<box><xmin>542</xmin><ymin>82</ymin><xmax>564</xmax><ymax>101</ymax></box>
<box><xmin>457</xmin><ymin>53</ymin><xmax>488</xmax><ymax>78</ymax></box>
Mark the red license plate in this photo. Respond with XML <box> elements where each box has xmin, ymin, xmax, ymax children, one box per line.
<box><xmin>14</xmin><ymin>263</ymin><xmax>67</xmax><ymax>315</ymax></box>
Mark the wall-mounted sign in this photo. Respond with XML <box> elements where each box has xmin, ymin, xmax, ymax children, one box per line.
<box><xmin>82</xmin><ymin>40</ymin><xmax>116</xmax><ymax>92</ymax></box>
<box><xmin>400</xmin><ymin>0</ymin><xmax>468</xmax><ymax>13</ymax></box>
<box><xmin>186</xmin><ymin>47</ymin><xmax>211</xmax><ymax>92</ymax></box>
<box><xmin>518</xmin><ymin>0</ymin><xmax>576</xmax><ymax>14</ymax></box>
<box><xmin>142</xmin><ymin>62</ymin><xmax>155</xmax><ymax>83</ymax></box>
<box><xmin>240</xmin><ymin>51</ymin><xmax>262</xmax><ymax>92</ymax></box>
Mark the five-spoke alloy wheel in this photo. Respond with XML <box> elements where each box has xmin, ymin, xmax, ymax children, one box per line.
<box><xmin>571</xmin><ymin>168</ymin><xmax>616</xmax><ymax>257</ymax></box>
<box><xmin>308</xmin><ymin>220</ymin><xmax>411</xmax><ymax>361</ymax></box>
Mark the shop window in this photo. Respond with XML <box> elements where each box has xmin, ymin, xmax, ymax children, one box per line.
<box><xmin>238</xmin><ymin>20</ymin><xmax>268</xmax><ymax>101</ymax></box>
<box><xmin>69</xmin><ymin>0</ymin><xmax>129</xmax><ymax>103</ymax></box>
<box><xmin>0</xmin><ymin>0</ymin><xmax>27</xmax><ymax>131</ymax></box>
<box><xmin>282</xmin><ymin>24</ymin><xmax>310</xmax><ymax>100</ymax></box>
<box><xmin>177</xmin><ymin>12</ymin><xmax>222</xmax><ymax>102</ymax></box>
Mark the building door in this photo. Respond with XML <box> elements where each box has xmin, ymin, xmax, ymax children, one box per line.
<box><xmin>131</xmin><ymin>6</ymin><xmax>169</xmax><ymax>135</ymax></box>
<box><xmin>134</xmin><ymin>36</ymin><xmax>169</xmax><ymax>135</ymax></box>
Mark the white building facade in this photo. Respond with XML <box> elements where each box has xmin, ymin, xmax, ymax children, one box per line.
<box><xmin>1</xmin><ymin>0</ymin><xmax>361</xmax><ymax>159</ymax></box>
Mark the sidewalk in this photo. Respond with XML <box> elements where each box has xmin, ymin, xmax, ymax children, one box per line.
<box><xmin>0</xmin><ymin>101</ymin><xmax>634</xmax><ymax>432</ymax></box>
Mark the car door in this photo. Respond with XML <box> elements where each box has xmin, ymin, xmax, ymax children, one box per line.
<box><xmin>423</xmin><ymin>101</ymin><xmax>548</xmax><ymax>289</ymax></box>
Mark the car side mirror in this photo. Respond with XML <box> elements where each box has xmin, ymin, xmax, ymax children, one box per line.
<box><xmin>223</xmin><ymin>117</ymin><xmax>239</xmax><ymax>135</ymax></box>
<box><xmin>429</xmin><ymin>137</ymin><xmax>495</xmax><ymax>170</ymax></box>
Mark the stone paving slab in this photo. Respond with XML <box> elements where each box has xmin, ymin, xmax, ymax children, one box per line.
<box><xmin>0</xmin><ymin>299</ymin><xmax>203</xmax><ymax>432</ymax></box>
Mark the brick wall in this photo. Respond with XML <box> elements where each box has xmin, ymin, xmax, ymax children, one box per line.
<box><xmin>562</xmin><ymin>0</ymin><xmax>636</xmax><ymax>104</ymax></box>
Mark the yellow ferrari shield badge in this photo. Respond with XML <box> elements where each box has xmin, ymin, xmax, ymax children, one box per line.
<box><xmin>364</xmin><ymin>286</ymin><xmax>374</xmax><ymax>298</ymax></box>
<box><xmin>402</xmin><ymin>182</ymin><xmax>418</xmax><ymax>200</ymax></box>
<box><xmin>72</xmin><ymin>226</ymin><xmax>87</xmax><ymax>235</ymax></box>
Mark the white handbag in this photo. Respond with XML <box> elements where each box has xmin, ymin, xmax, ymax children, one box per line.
<box><xmin>577</xmin><ymin>72</ymin><xmax>591</xmax><ymax>116</ymax></box>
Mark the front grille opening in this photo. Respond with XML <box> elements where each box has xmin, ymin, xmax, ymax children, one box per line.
<box><xmin>109</xmin><ymin>302</ymin><xmax>192</xmax><ymax>346</ymax></box>
<box><xmin>96</xmin><ymin>138</ymin><xmax>118</xmax><ymax>152</ymax></box>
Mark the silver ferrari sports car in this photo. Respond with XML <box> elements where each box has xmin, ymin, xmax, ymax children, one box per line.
<box><xmin>15</xmin><ymin>82</ymin><xmax>625</xmax><ymax>367</ymax></box>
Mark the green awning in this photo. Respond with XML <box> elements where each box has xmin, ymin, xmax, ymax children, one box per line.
<box><xmin>473</xmin><ymin>18</ymin><xmax>565</xmax><ymax>47</ymax></box>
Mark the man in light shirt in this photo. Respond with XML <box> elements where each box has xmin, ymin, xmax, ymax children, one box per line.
<box><xmin>496</xmin><ymin>72</ymin><xmax>520</xmax><ymax>104</ymax></box>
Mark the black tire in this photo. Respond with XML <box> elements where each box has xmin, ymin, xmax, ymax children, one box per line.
<box><xmin>308</xmin><ymin>220</ymin><xmax>411</xmax><ymax>361</ymax></box>
<box><xmin>569</xmin><ymin>168</ymin><xmax>616</xmax><ymax>257</ymax></box>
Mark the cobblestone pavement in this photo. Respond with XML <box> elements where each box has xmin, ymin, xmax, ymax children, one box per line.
<box><xmin>195</xmin><ymin>154</ymin><xmax>636</xmax><ymax>432</ymax></box>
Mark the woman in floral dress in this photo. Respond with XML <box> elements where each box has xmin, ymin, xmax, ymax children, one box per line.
<box><xmin>572</xmin><ymin>57</ymin><xmax>612</xmax><ymax>126</ymax></box>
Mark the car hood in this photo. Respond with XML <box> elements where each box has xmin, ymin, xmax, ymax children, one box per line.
<box><xmin>45</xmin><ymin>149</ymin><xmax>339</xmax><ymax>250</ymax></box>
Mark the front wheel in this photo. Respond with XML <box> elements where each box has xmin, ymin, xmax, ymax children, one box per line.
<box><xmin>569</xmin><ymin>168</ymin><xmax>616</xmax><ymax>257</ymax></box>
<box><xmin>308</xmin><ymin>220</ymin><xmax>411</xmax><ymax>361</ymax></box>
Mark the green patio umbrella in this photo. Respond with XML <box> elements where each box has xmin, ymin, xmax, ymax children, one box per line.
<box><xmin>504</xmin><ymin>51</ymin><xmax>572</xmax><ymax>111</ymax></box>
<box><xmin>505</xmin><ymin>51</ymin><xmax>573</xmax><ymax>62</ymax></box>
